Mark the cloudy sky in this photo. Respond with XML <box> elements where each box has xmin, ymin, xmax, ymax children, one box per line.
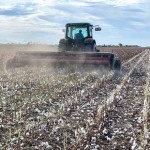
<box><xmin>0</xmin><ymin>0</ymin><xmax>149</xmax><ymax>46</ymax></box>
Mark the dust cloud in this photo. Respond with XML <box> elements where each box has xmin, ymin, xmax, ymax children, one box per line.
<box><xmin>0</xmin><ymin>44</ymin><xmax>110</xmax><ymax>78</ymax></box>
<box><xmin>0</xmin><ymin>44</ymin><xmax>58</xmax><ymax>71</ymax></box>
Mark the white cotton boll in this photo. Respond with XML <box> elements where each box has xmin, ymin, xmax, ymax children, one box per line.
<box><xmin>99</xmin><ymin>123</ymin><xmax>102</xmax><ymax>130</ymax></box>
<box><xmin>26</xmin><ymin>132</ymin><xmax>30</xmax><ymax>136</ymax></box>
<box><xmin>52</xmin><ymin>126</ymin><xmax>59</xmax><ymax>132</ymax></box>
<box><xmin>11</xmin><ymin>137</ymin><xmax>17</xmax><ymax>142</ymax></box>
<box><xmin>115</xmin><ymin>95</ymin><xmax>119</xmax><ymax>99</ymax></box>
<box><xmin>91</xmin><ymin>137</ymin><xmax>96</xmax><ymax>143</ymax></box>
<box><xmin>119</xmin><ymin>95</ymin><xmax>123</xmax><ymax>100</ymax></box>
<box><xmin>36</xmin><ymin>116</ymin><xmax>41</xmax><ymax>121</ymax></box>
<box><xmin>84</xmin><ymin>145</ymin><xmax>89</xmax><ymax>149</ymax></box>
<box><xmin>126</xmin><ymin>123</ymin><xmax>132</xmax><ymax>128</ymax></box>
<box><xmin>102</xmin><ymin>127</ymin><xmax>108</xmax><ymax>135</ymax></box>
<box><xmin>95</xmin><ymin>145</ymin><xmax>100</xmax><ymax>149</ymax></box>
<box><xmin>40</xmin><ymin>124</ymin><xmax>47</xmax><ymax>130</ymax></box>
<box><xmin>130</xmin><ymin>137</ymin><xmax>134</xmax><ymax>143</ymax></box>
<box><xmin>58</xmin><ymin>118</ymin><xmax>64</xmax><ymax>126</ymax></box>
<box><xmin>81</xmin><ymin>109</ymin><xmax>84</xmax><ymax>113</ymax></box>
<box><xmin>80</xmin><ymin>127</ymin><xmax>86</xmax><ymax>135</ymax></box>
<box><xmin>81</xmin><ymin>89</ymin><xmax>85</xmax><ymax>96</ymax></box>
<box><xmin>67</xmin><ymin>108</ymin><xmax>70</xmax><ymax>111</ymax></box>
<box><xmin>86</xmin><ymin>118</ymin><xmax>93</xmax><ymax>125</ymax></box>
<box><xmin>106</xmin><ymin>136</ymin><xmax>112</xmax><ymax>141</ymax></box>
<box><xmin>34</xmin><ymin>108</ymin><xmax>40</xmax><ymax>113</ymax></box>
<box><xmin>91</xmin><ymin>85</ymin><xmax>94</xmax><ymax>88</ymax></box>
<box><xmin>131</xmin><ymin>140</ymin><xmax>137</xmax><ymax>150</ymax></box>
<box><xmin>0</xmin><ymin>125</ymin><xmax>4</xmax><ymax>129</ymax></box>
<box><xmin>20</xmin><ymin>143</ymin><xmax>24</xmax><ymax>147</ymax></box>
<box><xmin>145</xmin><ymin>132</ymin><xmax>150</xmax><ymax>139</ymax></box>
<box><xmin>76</xmin><ymin>117</ymin><xmax>80</xmax><ymax>120</ymax></box>
<box><xmin>75</xmin><ymin>130</ymin><xmax>79</xmax><ymax>138</ymax></box>
<box><xmin>127</xmin><ymin>78</ymin><xmax>130</xmax><ymax>83</ymax></box>
<box><xmin>60</xmin><ymin>103</ymin><xmax>64</xmax><ymax>110</ymax></box>
<box><xmin>124</xmin><ymin>128</ymin><xmax>127</xmax><ymax>132</ymax></box>
<box><xmin>56</xmin><ymin>137</ymin><xmax>59</xmax><ymax>141</ymax></box>
<box><xmin>43</xmin><ymin>112</ymin><xmax>49</xmax><ymax>117</ymax></box>
<box><xmin>75</xmin><ymin>96</ymin><xmax>78</xmax><ymax>102</ymax></box>
<box><xmin>34</xmin><ymin>146</ymin><xmax>39</xmax><ymax>149</ymax></box>
<box><xmin>20</xmin><ymin>136</ymin><xmax>24</xmax><ymax>140</ymax></box>
<box><xmin>137</xmin><ymin>117</ymin><xmax>142</xmax><ymax>123</ymax></box>
<box><xmin>40</xmin><ymin>142</ymin><xmax>52</xmax><ymax>149</ymax></box>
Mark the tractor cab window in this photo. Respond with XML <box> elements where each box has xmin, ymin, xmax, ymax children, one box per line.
<box><xmin>89</xmin><ymin>26</ymin><xmax>93</xmax><ymax>37</ymax></box>
<box><xmin>67</xmin><ymin>26</ymin><xmax>88</xmax><ymax>40</ymax></box>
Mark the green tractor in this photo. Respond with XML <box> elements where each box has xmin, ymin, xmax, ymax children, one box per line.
<box><xmin>6</xmin><ymin>22</ymin><xmax>121</xmax><ymax>72</ymax></box>
<box><xmin>58</xmin><ymin>23</ymin><xmax>101</xmax><ymax>52</ymax></box>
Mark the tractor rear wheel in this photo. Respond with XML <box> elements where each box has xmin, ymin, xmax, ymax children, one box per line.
<box><xmin>114</xmin><ymin>59</ymin><xmax>121</xmax><ymax>70</ymax></box>
<box><xmin>114</xmin><ymin>59</ymin><xmax>122</xmax><ymax>76</ymax></box>
<box><xmin>85</xmin><ymin>43</ymin><xmax>96</xmax><ymax>51</ymax></box>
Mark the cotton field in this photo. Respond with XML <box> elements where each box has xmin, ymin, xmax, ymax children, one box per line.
<box><xmin>0</xmin><ymin>45</ymin><xmax>149</xmax><ymax>150</ymax></box>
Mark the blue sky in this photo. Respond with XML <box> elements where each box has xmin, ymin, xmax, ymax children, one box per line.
<box><xmin>0</xmin><ymin>0</ymin><xmax>149</xmax><ymax>46</ymax></box>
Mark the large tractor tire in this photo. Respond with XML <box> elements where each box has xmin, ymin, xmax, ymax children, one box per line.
<box><xmin>114</xmin><ymin>59</ymin><xmax>121</xmax><ymax>71</ymax></box>
<box><xmin>85</xmin><ymin>43</ymin><xmax>96</xmax><ymax>52</ymax></box>
<box><xmin>114</xmin><ymin>59</ymin><xmax>122</xmax><ymax>76</ymax></box>
<box><xmin>58</xmin><ymin>39</ymin><xmax>67</xmax><ymax>51</ymax></box>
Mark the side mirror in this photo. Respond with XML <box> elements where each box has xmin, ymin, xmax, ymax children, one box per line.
<box><xmin>62</xmin><ymin>29</ymin><xmax>65</xmax><ymax>32</ymax></box>
<box><xmin>95</xmin><ymin>27</ymin><xmax>101</xmax><ymax>31</ymax></box>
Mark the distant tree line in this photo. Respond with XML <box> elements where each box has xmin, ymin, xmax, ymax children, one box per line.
<box><xmin>98</xmin><ymin>43</ymin><xmax>140</xmax><ymax>47</ymax></box>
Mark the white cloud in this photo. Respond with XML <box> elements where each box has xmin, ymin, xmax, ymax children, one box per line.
<box><xmin>104</xmin><ymin>0</ymin><xmax>142</xmax><ymax>6</ymax></box>
<box><xmin>0</xmin><ymin>0</ymin><xmax>149</xmax><ymax>45</ymax></box>
<box><xmin>32</xmin><ymin>0</ymin><xmax>57</xmax><ymax>6</ymax></box>
<box><xmin>130</xmin><ymin>21</ymin><xmax>148</xmax><ymax>28</ymax></box>
<box><xmin>62</xmin><ymin>1</ymin><xmax>90</xmax><ymax>6</ymax></box>
<box><xmin>82</xmin><ymin>0</ymin><xmax>147</xmax><ymax>6</ymax></box>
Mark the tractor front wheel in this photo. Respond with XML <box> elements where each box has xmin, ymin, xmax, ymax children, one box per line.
<box><xmin>58</xmin><ymin>43</ymin><xmax>66</xmax><ymax>51</ymax></box>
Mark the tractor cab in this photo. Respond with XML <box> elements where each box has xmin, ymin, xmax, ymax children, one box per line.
<box><xmin>66</xmin><ymin>23</ymin><xmax>93</xmax><ymax>40</ymax></box>
<box><xmin>58</xmin><ymin>23</ymin><xmax>101</xmax><ymax>51</ymax></box>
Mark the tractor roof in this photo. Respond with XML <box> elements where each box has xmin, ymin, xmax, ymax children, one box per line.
<box><xmin>66</xmin><ymin>23</ymin><xmax>93</xmax><ymax>26</ymax></box>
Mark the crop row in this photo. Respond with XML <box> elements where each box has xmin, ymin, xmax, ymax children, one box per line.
<box><xmin>0</xmin><ymin>49</ymin><xmax>148</xmax><ymax>149</ymax></box>
<box><xmin>71</xmin><ymin>49</ymin><xmax>147</xmax><ymax>150</ymax></box>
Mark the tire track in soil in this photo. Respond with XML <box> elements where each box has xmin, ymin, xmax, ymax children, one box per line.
<box><xmin>141</xmin><ymin>50</ymin><xmax>150</xmax><ymax>149</ymax></box>
<box><xmin>72</xmin><ymin>49</ymin><xmax>147</xmax><ymax>149</ymax></box>
<box><xmin>82</xmin><ymin>50</ymin><xmax>148</xmax><ymax>150</ymax></box>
